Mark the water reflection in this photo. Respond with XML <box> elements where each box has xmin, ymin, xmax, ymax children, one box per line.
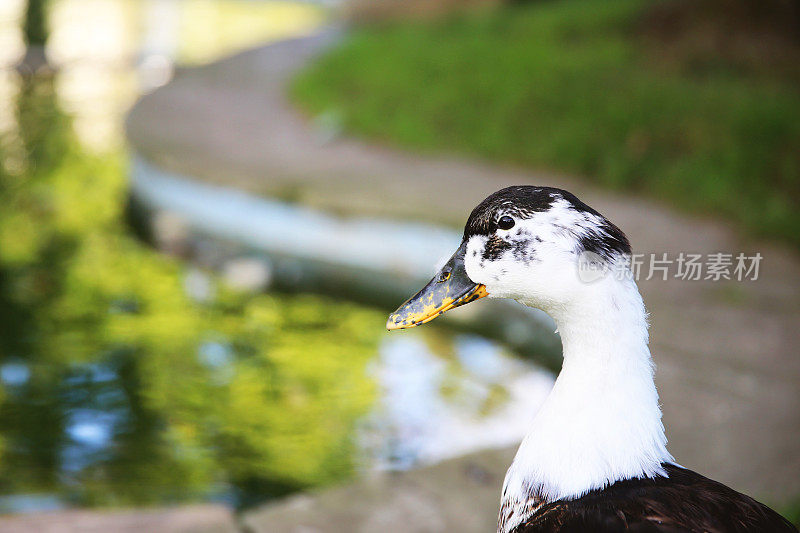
<box><xmin>363</xmin><ymin>332</ymin><xmax>553</xmax><ymax>471</ymax></box>
<box><xmin>0</xmin><ymin>0</ymin><xmax>369</xmax><ymax>511</ymax></box>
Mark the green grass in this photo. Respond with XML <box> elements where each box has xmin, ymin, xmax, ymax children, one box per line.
<box><xmin>292</xmin><ymin>0</ymin><xmax>800</xmax><ymax>246</ymax></box>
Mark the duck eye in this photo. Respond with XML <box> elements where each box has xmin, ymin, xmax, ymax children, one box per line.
<box><xmin>497</xmin><ymin>216</ymin><xmax>515</xmax><ymax>231</ymax></box>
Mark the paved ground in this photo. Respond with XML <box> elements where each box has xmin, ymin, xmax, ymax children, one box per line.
<box><xmin>243</xmin><ymin>449</ymin><xmax>514</xmax><ymax>533</ymax></box>
<box><xmin>125</xmin><ymin>30</ymin><xmax>800</xmax><ymax>528</ymax></box>
<box><xmin>0</xmin><ymin>505</ymin><xmax>237</xmax><ymax>533</ymax></box>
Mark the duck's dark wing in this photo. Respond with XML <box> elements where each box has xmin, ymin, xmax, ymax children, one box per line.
<box><xmin>513</xmin><ymin>464</ymin><xmax>796</xmax><ymax>533</ymax></box>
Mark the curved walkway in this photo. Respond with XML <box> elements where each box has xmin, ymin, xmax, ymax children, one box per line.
<box><xmin>126</xmin><ymin>29</ymin><xmax>800</xmax><ymax>527</ymax></box>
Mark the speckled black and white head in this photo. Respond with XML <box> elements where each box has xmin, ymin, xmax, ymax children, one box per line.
<box><xmin>386</xmin><ymin>186</ymin><xmax>633</xmax><ymax>330</ymax></box>
<box><xmin>461</xmin><ymin>186</ymin><xmax>631</xmax><ymax>312</ymax></box>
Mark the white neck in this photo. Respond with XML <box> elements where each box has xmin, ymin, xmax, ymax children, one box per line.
<box><xmin>499</xmin><ymin>275</ymin><xmax>672</xmax><ymax>533</ymax></box>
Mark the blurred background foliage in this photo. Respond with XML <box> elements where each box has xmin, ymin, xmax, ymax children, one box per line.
<box><xmin>293</xmin><ymin>0</ymin><xmax>800</xmax><ymax>246</ymax></box>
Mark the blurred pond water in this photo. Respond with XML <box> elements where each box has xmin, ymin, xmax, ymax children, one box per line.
<box><xmin>0</xmin><ymin>0</ymin><xmax>553</xmax><ymax>515</ymax></box>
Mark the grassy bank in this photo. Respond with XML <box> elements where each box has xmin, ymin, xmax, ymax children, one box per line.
<box><xmin>292</xmin><ymin>0</ymin><xmax>800</xmax><ymax>246</ymax></box>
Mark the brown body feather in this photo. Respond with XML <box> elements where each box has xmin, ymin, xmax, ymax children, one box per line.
<box><xmin>512</xmin><ymin>464</ymin><xmax>796</xmax><ymax>533</ymax></box>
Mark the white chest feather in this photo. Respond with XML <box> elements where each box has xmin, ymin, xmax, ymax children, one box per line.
<box><xmin>497</xmin><ymin>275</ymin><xmax>672</xmax><ymax>533</ymax></box>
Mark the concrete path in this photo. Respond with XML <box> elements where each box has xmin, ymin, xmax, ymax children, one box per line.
<box><xmin>126</xmin><ymin>30</ymin><xmax>800</xmax><ymax>527</ymax></box>
<box><xmin>0</xmin><ymin>504</ymin><xmax>237</xmax><ymax>533</ymax></box>
<box><xmin>243</xmin><ymin>449</ymin><xmax>514</xmax><ymax>533</ymax></box>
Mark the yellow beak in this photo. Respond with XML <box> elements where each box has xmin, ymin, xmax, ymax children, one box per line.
<box><xmin>386</xmin><ymin>242</ymin><xmax>489</xmax><ymax>330</ymax></box>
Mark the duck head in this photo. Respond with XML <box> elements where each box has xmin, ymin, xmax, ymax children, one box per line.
<box><xmin>387</xmin><ymin>186</ymin><xmax>631</xmax><ymax>329</ymax></box>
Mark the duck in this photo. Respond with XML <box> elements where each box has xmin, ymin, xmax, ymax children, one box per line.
<box><xmin>386</xmin><ymin>186</ymin><xmax>796</xmax><ymax>533</ymax></box>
